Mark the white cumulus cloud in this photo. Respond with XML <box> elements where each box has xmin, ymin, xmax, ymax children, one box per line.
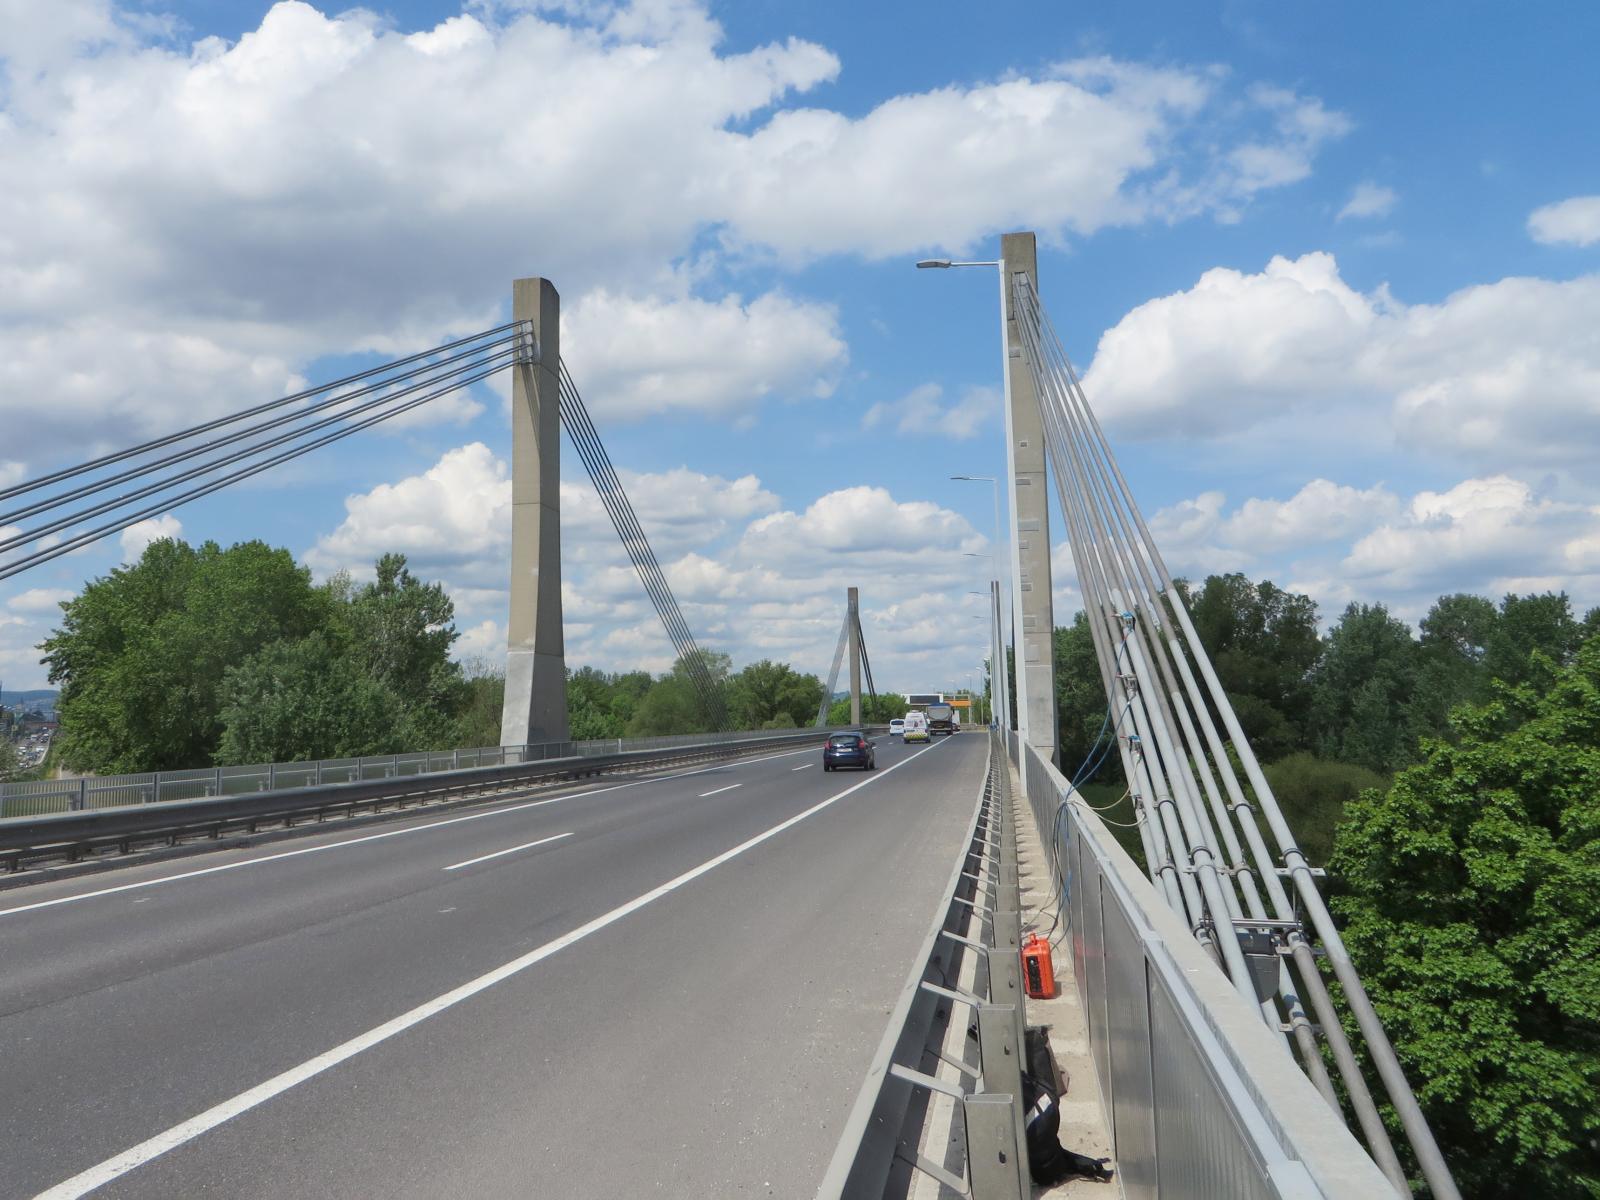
<box><xmin>7</xmin><ymin>587</ymin><xmax>74</xmax><ymax>614</ymax></box>
<box><xmin>862</xmin><ymin>383</ymin><xmax>999</xmax><ymax>440</ymax></box>
<box><xmin>119</xmin><ymin>514</ymin><xmax>182</xmax><ymax>562</ymax></box>
<box><xmin>1528</xmin><ymin>195</ymin><xmax>1600</xmax><ymax>247</ymax></box>
<box><xmin>304</xmin><ymin>444</ymin><xmax>994</xmax><ymax>688</ymax></box>
<box><xmin>1</xmin><ymin>2</ymin><xmax>1350</xmax><ymax>465</ymax></box>
<box><xmin>1080</xmin><ymin>252</ymin><xmax>1600</xmax><ymax>470</ymax></box>
<box><xmin>1340</xmin><ymin>475</ymin><xmax>1593</xmax><ymax>593</ymax></box>
<box><xmin>1337</xmin><ymin>181</ymin><xmax>1397</xmax><ymax>221</ymax></box>
<box><xmin>561</xmin><ymin>289</ymin><xmax>846</xmax><ymax>422</ymax></box>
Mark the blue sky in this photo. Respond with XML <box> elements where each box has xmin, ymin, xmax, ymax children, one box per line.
<box><xmin>3</xmin><ymin>0</ymin><xmax>1599</xmax><ymax>694</ymax></box>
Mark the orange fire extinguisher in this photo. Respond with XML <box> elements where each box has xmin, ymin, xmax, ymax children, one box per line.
<box><xmin>1022</xmin><ymin>933</ymin><xmax>1057</xmax><ymax>1000</ymax></box>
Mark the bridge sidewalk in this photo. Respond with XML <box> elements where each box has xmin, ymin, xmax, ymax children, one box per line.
<box><xmin>1012</xmin><ymin>758</ymin><xmax>1122</xmax><ymax>1199</ymax></box>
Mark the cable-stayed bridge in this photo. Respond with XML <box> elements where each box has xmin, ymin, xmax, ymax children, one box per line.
<box><xmin>0</xmin><ymin>236</ymin><xmax>1461</xmax><ymax>1199</ymax></box>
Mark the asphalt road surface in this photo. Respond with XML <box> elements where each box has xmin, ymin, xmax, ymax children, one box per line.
<box><xmin>0</xmin><ymin>732</ymin><xmax>986</xmax><ymax>1198</ymax></box>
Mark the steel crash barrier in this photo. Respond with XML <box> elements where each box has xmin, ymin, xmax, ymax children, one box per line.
<box><xmin>0</xmin><ymin>726</ymin><xmax>831</xmax><ymax>817</ymax></box>
<box><xmin>818</xmin><ymin>732</ymin><xmax>1035</xmax><ymax>1200</ymax></box>
<box><xmin>0</xmin><ymin>728</ymin><xmax>854</xmax><ymax>873</ymax></box>
<box><xmin>1017</xmin><ymin>735</ymin><xmax>1396</xmax><ymax>1200</ymax></box>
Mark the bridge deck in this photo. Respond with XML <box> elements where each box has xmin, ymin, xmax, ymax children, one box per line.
<box><xmin>0</xmin><ymin>735</ymin><xmax>985</xmax><ymax>1198</ymax></box>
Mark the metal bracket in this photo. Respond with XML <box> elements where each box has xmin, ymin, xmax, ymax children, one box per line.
<box><xmin>940</xmin><ymin>929</ymin><xmax>992</xmax><ymax>955</ymax></box>
<box><xmin>920</xmin><ymin>980</ymin><xmax>988</xmax><ymax>1011</ymax></box>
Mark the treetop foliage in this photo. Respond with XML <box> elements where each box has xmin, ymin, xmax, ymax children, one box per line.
<box><xmin>43</xmin><ymin>538</ymin><xmax>331</xmax><ymax>772</ymax></box>
<box><xmin>1330</xmin><ymin>638</ymin><xmax>1600</xmax><ymax>1198</ymax></box>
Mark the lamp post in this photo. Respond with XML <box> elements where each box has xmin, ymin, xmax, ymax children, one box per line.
<box><xmin>969</xmin><ymin>600</ymin><xmax>1005</xmax><ymax>731</ymax></box>
<box><xmin>925</xmin><ymin>253</ymin><xmax>1019</xmax><ymax>739</ymax></box>
<box><xmin>962</xmin><ymin>550</ymin><xmax>1011</xmax><ymax>734</ymax></box>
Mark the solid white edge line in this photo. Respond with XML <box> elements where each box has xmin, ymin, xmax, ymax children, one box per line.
<box><xmin>697</xmin><ymin>783</ymin><xmax>743</xmax><ymax>797</ymax></box>
<box><xmin>0</xmin><ymin>744</ymin><xmax>818</xmax><ymax>920</ymax></box>
<box><xmin>35</xmin><ymin>736</ymin><xmax>950</xmax><ymax>1199</ymax></box>
<box><xmin>441</xmin><ymin>831</ymin><xmax>574</xmax><ymax>872</ymax></box>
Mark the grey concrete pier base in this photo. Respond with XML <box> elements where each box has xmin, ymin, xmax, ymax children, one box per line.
<box><xmin>500</xmin><ymin>277</ymin><xmax>569</xmax><ymax>746</ymax></box>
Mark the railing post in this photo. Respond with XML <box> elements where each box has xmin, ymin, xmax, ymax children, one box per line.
<box><xmin>978</xmin><ymin>1003</ymin><xmax>1034</xmax><ymax>1198</ymax></box>
<box><xmin>963</xmin><ymin>1093</ymin><xmax>1025</xmax><ymax>1200</ymax></box>
<box><xmin>268</xmin><ymin>761</ymin><xmax>277</xmax><ymax>791</ymax></box>
<box><xmin>214</xmin><ymin>766</ymin><xmax>223</xmax><ymax>797</ymax></box>
<box><xmin>990</xmin><ymin>911</ymin><xmax>1027</xmax><ymax>1072</ymax></box>
<box><xmin>74</xmin><ymin>777</ymin><xmax>88</xmax><ymax>812</ymax></box>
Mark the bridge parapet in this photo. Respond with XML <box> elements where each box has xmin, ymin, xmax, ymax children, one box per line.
<box><xmin>1015</xmin><ymin>736</ymin><xmax>1396</xmax><ymax>1200</ymax></box>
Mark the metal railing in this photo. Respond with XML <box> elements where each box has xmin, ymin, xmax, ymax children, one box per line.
<box><xmin>0</xmin><ymin>728</ymin><xmax>840</xmax><ymax>871</ymax></box>
<box><xmin>1019</xmin><ymin>739</ymin><xmax>1396</xmax><ymax>1199</ymax></box>
<box><xmin>0</xmin><ymin>727</ymin><xmax>825</xmax><ymax>818</ymax></box>
<box><xmin>818</xmin><ymin>732</ymin><xmax>1033</xmax><ymax>1199</ymax></box>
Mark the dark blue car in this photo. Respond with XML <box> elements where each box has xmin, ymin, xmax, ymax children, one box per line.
<box><xmin>823</xmin><ymin>731</ymin><xmax>875</xmax><ymax>772</ymax></box>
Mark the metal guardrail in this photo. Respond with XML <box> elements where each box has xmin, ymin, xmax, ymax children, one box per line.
<box><xmin>818</xmin><ymin>732</ymin><xmax>1032</xmax><ymax>1200</ymax></box>
<box><xmin>1019</xmin><ymin>739</ymin><xmax>1397</xmax><ymax>1199</ymax></box>
<box><xmin>0</xmin><ymin>728</ymin><xmax>839</xmax><ymax>872</ymax></box>
<box><xmin>0</xmin><ymin>727</ymin><xmax>831</xmax><ymax>817</ymax></box>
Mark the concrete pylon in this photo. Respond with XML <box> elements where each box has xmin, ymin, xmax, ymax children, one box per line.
<box><xmin>1000</xmin><ymin>232</ymin><xmax>1058</xmax><ymax>763</ymax></box>
<box><xmin>500</xmin><ymin>277</ymin><xmax>569</xmax><ymax>747</ymax></box>
<box><xmin>847</xmin><ymin>586</ymin><xmax>862</xmax><ymax>726</ymax></box>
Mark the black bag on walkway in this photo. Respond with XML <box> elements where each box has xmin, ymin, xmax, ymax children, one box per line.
<box><xmin>1022</xmin><ymin>1028</ymin><xmax>1115</xmax><ymax>1185</ymax></box>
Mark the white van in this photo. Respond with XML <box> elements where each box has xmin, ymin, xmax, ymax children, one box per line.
<box><xmin>903</xmin><ymin>711</ymin><xmax>929</xmax><ymax>743</ymax></box>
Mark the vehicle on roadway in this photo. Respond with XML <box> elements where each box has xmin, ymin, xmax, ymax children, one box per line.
<box><xmin>888</xmin><ymin>718</ymin><xmax>906</xmax><ymax>737</ymax></box>
<box><xmin>925</xmin><ymin>702</ymin><xmax>958</xmax><ymax>737</ymax></box>
<box><xmin>902</xmin><ymin>711</ymin><xmax>930</xmax><ymax>743</ymax></box>
<box><xmin>823</xmin><ymin>730</ymin><xmax>875</xmax><ymax>771</ymax></box>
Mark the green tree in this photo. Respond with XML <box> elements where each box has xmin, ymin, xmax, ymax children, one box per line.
<box><xmin>215</xmin><ymin>633</ymin><xmax>410</xmax><ymax>763</ymax></box>
<box><xmin>728</xmin><ymin>660</ymin><xmax>825</xmax><ymax>729</ymax></box>
<box><xmin>1180</xmin><ymin>574</ymin><xmax>1321</xmax><ymax>760</ymax></box>
<box><xmin>825</xmin><ymin>692</ymin><xmax>908</xmax><ymax>724</ymax></box>
<box><xmin>1407</xmin><ymin>593</ymin><xmax>1499</xmax><ymax>746</ymax></box>
<box><xmin>568</xmin><ymin>667</ymin><xmax>627</xmax><ymax>740</ymax></box>
<box><xmin>339</xmin><ymin>553</ymin><xmax>461</xmax><ymax>729</ymax></box>
<box><xmin>1484</xmin><ymin>592</ymin><xmax>1586</xmax><ymax>689</ymax></box>
<box><xmin>1257</xmin><ymin>752</ymin><xmax>1386</xmax><ymax>865</ymax></box>
<box><xmin>42</xmin><ymin>538</ymin><xmax>329</xmax><ymax>772</ymax></box>
<box><xmin>627</xmin><ymin>651</ymin><xmax>732</xmax><ymax>735</ymax></box>
<box><xmin>1309</xmin><ymin>602</ymin><xmax>1419</xmax><ymax>772</ymax></box>
<box><xmin>1054</xmin><ymin>613</ymin><xmax>1116</xmax><ymax>779</ymax></box>
<box><xmin>452</xmin><ymin>660</ymin><xmax>505</xmax><ymax>748</ymax></box>
<box><xmin>1329</xmin><ymin>641</ymin><xmax>1600</xmax><ymax>1198</ymax></box>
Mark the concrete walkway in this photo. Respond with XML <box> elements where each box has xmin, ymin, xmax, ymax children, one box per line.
<box><xmin>1012</xmin><ymin>758</ymin><xmax>1122</xmax><ymax>1199</ymax></box>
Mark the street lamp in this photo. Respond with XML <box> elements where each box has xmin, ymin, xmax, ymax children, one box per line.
<box><xmin>924</xmin><ymin>253</ymin><xmax>1021</xmax><ymax>740</ymax></box>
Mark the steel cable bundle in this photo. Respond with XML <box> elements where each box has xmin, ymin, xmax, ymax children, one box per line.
<box><xmin>557</xmin><ymin>362</ymin><xmax>727</xmax><ymax>729</ymax></box>
<box><xmin>2</xmin><ymin>327</ymin><xmax>731</xmax><ymax>733</ymax></box>
<box><xmin>0</xmin><ymin>325</ymin><xmax>527</xmax><ymax>581</ymax></box>
<box><xmin>1009</xmin><ymin>274</ymin><xmax>1460</xmax><ymax>1199</ymax></box>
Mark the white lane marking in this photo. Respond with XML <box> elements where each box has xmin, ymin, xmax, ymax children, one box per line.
<box><xmin>698</xmin><ymin>784</ymin><xmax>743</xmax><ymax>798</ymax></box>
<box><xmin>442</xmin><ymin>832</ymin><xmax>573</xmax><ymax>872</ymax></box>
<box><xmin>36</xmin><ymin>737</ymin><xmax>949</xmax><ymax>1199</ymax></box>
<box><xmin>790</xmin><ymin>764</ymin><xmax>812</xmax><ymax>771</ymax></box>
<box><xmin>0</xmin><ymin>744</ymin><xmax>817</xmax><ymax>920</ymax></box>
